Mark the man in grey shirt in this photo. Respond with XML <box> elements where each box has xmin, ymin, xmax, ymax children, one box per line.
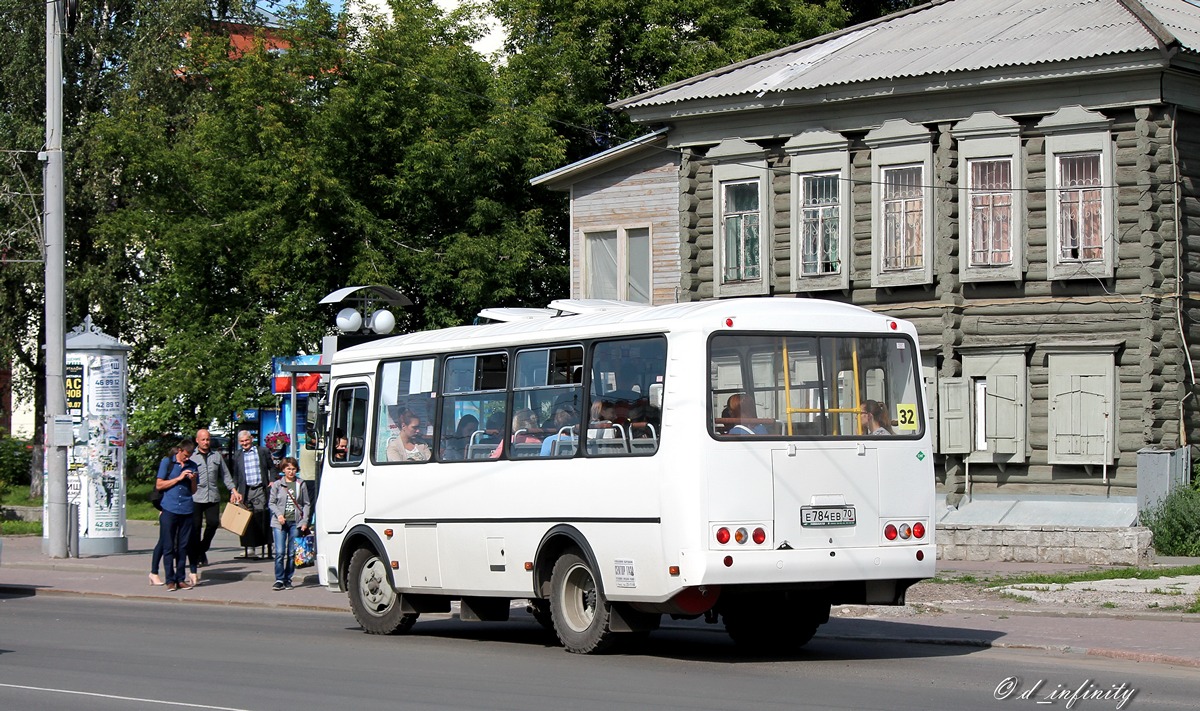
<box><xmin>190</xmin><ymin>428</ymin><xmax>234</xmax><ymax>567</ymax></box>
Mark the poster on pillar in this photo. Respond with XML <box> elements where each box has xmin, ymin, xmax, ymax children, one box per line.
<box><xmin>65</xmin><ymin>353</ymin><xmax>126</xmax><ymax>539</ymax></box>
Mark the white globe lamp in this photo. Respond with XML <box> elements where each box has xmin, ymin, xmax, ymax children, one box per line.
<box><xmin>335</xmin><ymin>307</ymin><xmax>363</xmax><ymax>333</ymax></box>
<box><xmin>367</xmin><ymin>309</ymin><xmax>396</xmax><ymax>335</ymax></box>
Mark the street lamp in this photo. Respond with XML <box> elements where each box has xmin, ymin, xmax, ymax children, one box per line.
<box><xmin>323</xmin><ymin>285</ymin><xmax>409</xmax><ymax>337</ymax></box>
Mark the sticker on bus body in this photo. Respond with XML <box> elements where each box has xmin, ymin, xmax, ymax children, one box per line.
<box><xmin>614</xmin><ymin>559</ymin><xmax>637</xmax><ymax>588</ymax></box>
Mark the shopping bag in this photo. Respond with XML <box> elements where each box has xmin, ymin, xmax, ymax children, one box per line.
<box><xmin>293</xmin><ymin>533</ymin><xmax>316</xmax><ymax>568</ymax></box>
<box><xmin>220</xmin><ymin>502</ymin><xmax>252</xmax><ymax>536</ymax></box>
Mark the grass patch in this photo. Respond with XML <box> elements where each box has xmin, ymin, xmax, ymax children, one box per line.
<box><xmin>1188</xmin><ymin>596</ymin><xmax>1200</xmax><ymax>615</ymax></box>
<box><xmin>0</xmin><ymin>488</ymin><xmax>41</xmax><ymax>508</ymax></box>
<box><xmin>0</xmin><ymin>519</ymin><xmax>42</xmax><ymax>536</ymax></box>
<box><xmin>2</xmin><ymin>481</ymin><xmax>161</xmax><ymax>522</ymax></box>
<box><xmin>1099</xmin><ymin>601</ymin><xmax>1118</xmax><ymax>609</ymax></box>
<box><xmin>998</xmin><ymin>592</ymin><xmax>1034</xmax><ymax>603</ymax></box>
<box><xmin>125</xmin><ymin>481</ymin><xmax>159</xmax><ymax>521</ymax></box>
<box><xmin>985</xmin><ymin>565</ymin><xmax>1200</xmax><ymax>587</ymax></box>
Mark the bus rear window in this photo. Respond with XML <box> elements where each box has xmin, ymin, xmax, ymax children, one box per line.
<box><xmin>709</xmin><ymin>333</ymin><xmax>923</xmax><ymax>439</ymax></box>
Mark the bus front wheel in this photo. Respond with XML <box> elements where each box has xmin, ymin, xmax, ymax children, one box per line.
<box><xmin>550</xmin><ymin>551</ymin><xmax>617</xmax><ymax>654</ymax></box>
<box><xmin>348</xmin><ymin>547</ymin><xmax>418</xmax><ymax>635</ymax></box>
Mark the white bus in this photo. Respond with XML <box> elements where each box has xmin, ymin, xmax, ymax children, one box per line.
<box><xmin>315</xmin><ymin>298</ymin><xmax>935</xmax><ymax>654</ymax></box>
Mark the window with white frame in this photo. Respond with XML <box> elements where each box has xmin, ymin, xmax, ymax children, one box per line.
<box><xmin>722</xmin><ymin>181</ymin><xmax>761</xmax><ymax>283</ymax></box>
<box><xmin>954</xmin><ymin>112</ymin><xmax>1024</xmax><ymax>283</ymax></box>
<box><xmin>866</xmin><ymin>120</ymin><xmax>934</xmax><ymax>288</ymax></box>
<box><xmin>1037</xmin><ymin>106</ymin><xmax>1114</xmax><ymax>280</ymax></box>
<box><xmin>710</xmin><ymin>138</ymin><xmax>770</xmax><ymax>298</ymax></box>
<box><xmin>786</xmin><ymin>129</ymin><xmax>851</xmax><ymax>292</ymax></box>
<box><xmin>967</xmin><ymin>158</ymin><xmax>1013</xmax><ymax>266</ymax></box>
<box><xmin>800</xmin><ymin>173</ymin><xmax>841</xmax><ymax>276</ymax></box>
<box><xmin>584</xmin><ymin>227</ymin><xmax>651</xmax><ymax>303</ymax></box>
<box><xmin>881</xmin><ymin>165</ymin><xmax>925</xmax><ymax>271</ymax></box>
<box><xmin>1055</xmin><ymin>153</ymin><xmax>1104</xmax><ymax>263</ymax></box>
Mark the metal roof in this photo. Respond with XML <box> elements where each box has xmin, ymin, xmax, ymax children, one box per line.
<box><xmin>614</xmin><ymin>0</ymin><xmax>1198</xmax><ymax>111</ymax></box>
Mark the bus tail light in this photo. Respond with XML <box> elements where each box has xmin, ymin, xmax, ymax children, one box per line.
<box><xmin>884</xmin><ymin>524</ymin><xmax>898</xmax><ymax>541</ymax></box>
<box><xmin>898</xmin><ymin>523</ymin><xmax>912</xmax><ymax>540</ymax></box>
<box><xmin>716</xmin><ymin>527</ymin><xmax>731</xmax><ymax>544</ymax></box>
<box><xmin>912</xmin><ymin>522</ymin><xmax>926</xmax><ymax>539</ymax></box>
<box><xmin>734</xmin><ymin>527</ymin><xmax>748</xmax><ymax>544</ymax></box>
<box><xmin>752</xmin><ymin>527</ymin><xmax>766</xmax><ymax>545</ymax></box>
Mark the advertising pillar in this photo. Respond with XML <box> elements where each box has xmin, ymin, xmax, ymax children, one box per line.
<box><xmin>44</xmin><ymin>316</ymin><xmax>131</xmax><ymax>555</ymax></box>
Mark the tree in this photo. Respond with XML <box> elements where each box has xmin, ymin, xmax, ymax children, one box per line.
<box><xmin>491</xmin><ymin>0</ymin><xmax>850</xmax><ymax>161</ymax></box>
<box><xmin>87</xmin><ymin>0</ymin><xmax>566</xmax><ymax>450</ymax></box>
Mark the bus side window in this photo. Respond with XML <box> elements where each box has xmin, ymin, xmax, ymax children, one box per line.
<box><xmin>330</xmin><ymin>384</ymin><xmax>370</xmax><ymax>466</ymax></box>
<box><xmin>588</xmin><ymin>337</ymin><xmax>666</xmax><ymax>456</ymax></box>
<box><xmin>439</xmin><ymin>352</ymin><xmax>508</xmax><ymax>462</ymax></box>
<box><xmin>376</xmin><ymin>358</ymin><xmax>436</xmax><ymax>464</ymax></box>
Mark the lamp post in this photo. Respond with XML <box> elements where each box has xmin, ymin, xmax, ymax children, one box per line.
<box><xmin>42</xmin><ymin>0</ymin><xmax>68</xmax><ymax>558</ymax></box>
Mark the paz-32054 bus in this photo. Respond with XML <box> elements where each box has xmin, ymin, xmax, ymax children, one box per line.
<box><xmin>315</xmin><ymin>298</ymin><xmax>935</xmax><ymax>654</ymax></box>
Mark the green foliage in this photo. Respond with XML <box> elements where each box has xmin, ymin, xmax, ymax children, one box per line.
<box><xmin>1142</xmin><ymin>488</ymin><xmax>1200</xmax><ymax>557</ymax></box>
<box><xmin>0</xmin><ymin>431</ymin><xmax>33</xmax><ymax>492</ymax></box>
<box><xmin>493</xmin><ymin>0</ymin><xmax>850</xmax><ymax>160</ymax></box>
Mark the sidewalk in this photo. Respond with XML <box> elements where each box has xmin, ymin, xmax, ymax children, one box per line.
<box><xmin>2</xmin><ymin>522</ymin><xmax>1198</xmax><ymax>668</ymax></box>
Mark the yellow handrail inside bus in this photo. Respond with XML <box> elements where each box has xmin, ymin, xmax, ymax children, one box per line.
<box><xmin>781</xmin><ymin>337</ymin><xmax>793</xmax><ymax>436</ymax></box>
<box><xmin>851</xmin><ymin>339</ymin><xmax>863</xmax><ymax>435</ymax></box>
<box><xmin>778</xmin><ymin>337</ymin><xmax>867</xmax><ymax>437</ymax></box>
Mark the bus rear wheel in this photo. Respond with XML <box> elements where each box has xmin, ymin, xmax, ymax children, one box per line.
<box><xmin>722</xmin><ymin>595</ymin><xmax>826</xmax><ymax>654</ymax></box>
<box><xmin>550</xmin><ymin>551</ymin><xmax>617</xmax><ymax>654</ymax></box>
<box><xmin>348</xmin><ymin>547</ymin><xmax>418</xmax><ymax>635</ymax></box>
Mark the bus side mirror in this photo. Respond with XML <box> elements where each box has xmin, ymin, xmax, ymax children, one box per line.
<box><xmin>305</xmin><ymin>389</ymin><xmax>326</xmax><ymax>450</ymax></box>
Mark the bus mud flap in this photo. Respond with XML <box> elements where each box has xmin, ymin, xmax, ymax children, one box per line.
<box><xmin>609</xmin><ymin>602</ymin><xmax>661</xmax><ymax>633</ymax></box>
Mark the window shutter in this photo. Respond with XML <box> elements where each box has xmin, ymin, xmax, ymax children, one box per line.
<box><xmin>922</xmin><ymin>364</ymin><xmax>938</xmax><ymax>452</ymax></box>
<box><xmin>1049</xmin><ymin>372</ymin><xmax>1112</xmax><ymax>464</ymax></box>
<box><xmin>985</xmin><ymin>374</ymin><xmax>1022</xmax><ymax>455</ymax></box>
<box><xmin>938</xmin><ymin>377</ymin><xmax>970</xmax><ymax>454</ymax></box>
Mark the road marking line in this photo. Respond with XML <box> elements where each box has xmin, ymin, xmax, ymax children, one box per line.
<box><xmin>0</xmin><ymin>683</ymin><xmax>252</xmax><ymax>710</ymax></box>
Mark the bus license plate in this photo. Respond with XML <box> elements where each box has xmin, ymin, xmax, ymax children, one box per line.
<box><xmin>801</xmin><ymin>506</ymin><xmax>856</xmax><ymax>527</ymax></box>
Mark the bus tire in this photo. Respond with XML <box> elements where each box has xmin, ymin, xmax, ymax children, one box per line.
<box><xmin>550</xmin><ymin>551</ymin><xmax>617</xmax><ymax>654</ymax></box>
<box><xmin>722</xmin><ymin>597</ymin><xmax>823</xmax><ymax>653</ymax></box>
<box><xmin>526</xmin><ymin>599</ymin><xmax>554</xmax><ymax>631</ymax></box>
<box><xmin>348</xmin><ymin>547</ymin><xmax>418</xmax><ymax>635</ymax></box>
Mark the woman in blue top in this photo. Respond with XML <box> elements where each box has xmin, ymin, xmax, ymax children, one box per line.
<box><xmin>156</xmin><ymin>438</ymin><xmax>198</xmax><ymax>591</ymax></box>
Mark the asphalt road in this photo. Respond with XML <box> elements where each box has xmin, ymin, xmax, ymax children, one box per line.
<box><xmin>0</xmin><ymin>593</ymin><xmax>1194</xmax><ymax>711</ymax></box>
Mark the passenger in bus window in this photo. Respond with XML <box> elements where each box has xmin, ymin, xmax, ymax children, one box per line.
<box><xmin>723</xmin><ymin>394</ymin><xmax>768</xmax><ymax>435</ymax></box>
<box><xmin>511</xmin><ymin>409</ymin><xmax>542</xmax><ymax>445</ymax></box>
<box><xmin>539</xmin><ymin>402</ymin><xmax>579</xmax><ymax>456</ymax></box>
<box><xmin>332</xmin><ymin>436</ymin><xmax>348</xmax><ymax>462</ymax></box>
<box><xmin>441</xmin><ymin>415</ymin><xmax>478</xmax><ymax>460</ymax></box>
<box><xmin>861</xmin><ymin>400</ymin><xmax>895</xmax><ymax>436</ymax></box>
<box><xmin>386</xmin><ymin>410</ymin><xmax>431</xmax><ymax>462</ymax></box>
<box><xmin>588</xmin><ymin>399</ymin><xmax>616</xmax><ymax>438</ymax></box>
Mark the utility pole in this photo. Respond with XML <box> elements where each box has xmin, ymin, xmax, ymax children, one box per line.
<box><xmin>43</xmin><ymin>0</ymin><xmax>68</xmax><ymax>557</ymax></box>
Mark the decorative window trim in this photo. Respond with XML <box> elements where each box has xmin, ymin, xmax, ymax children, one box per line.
<box><xmin>1036</xmin><ymin>106</ymin><xmax>1115</xmax><ymax>281</ymax></box>
<box><xmin>582</xmin><ymin>225</ymin><xmax>653</xmax><ymax>303</ymax></box>
<box><xmin>953</xmin><ymin>112</ymin><xmax>1024</xmax><ymax>283</ymax></box>
<box><xmin>711</xmin><ymin>139</ymin><xmax>770</xmax><ymax>298</ymax></box>
<box><xmin>785</xmin><ymin>130</ymin><xmax>851</xmax><ymax>292</ymax></box>
<box><xmin>866</xmin><ymin>120</ymin><xmax>934</xmax><ymax>288</ymax></box>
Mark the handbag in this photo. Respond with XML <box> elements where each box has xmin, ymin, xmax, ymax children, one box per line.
<box><xmin>282</xmin><ymin>484</ymin><xmax>315</xmax><ymax>568</ymax></box>
<box><xmin>293</xmin><ymin>532</ymin><xmax>316</xmax><ymax>568</ymax></box>
<box><xmin>219</xmin><ymin>501</ymin><xmax>252</xmax><ymax>536</ymax></box>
